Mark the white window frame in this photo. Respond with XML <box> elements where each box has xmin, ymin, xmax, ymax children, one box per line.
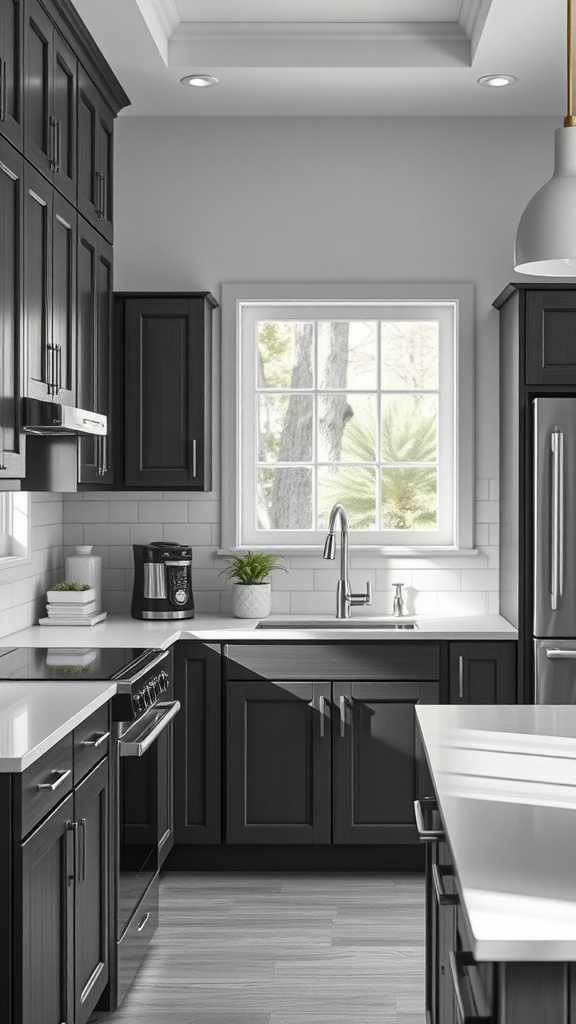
<box><xmin>222</xmin><ymin>283</ymin><xmax>474</xmax><ymax>555</ymax></box>
<box><xmin>0</xmin><ymin>492</ymin><xmax>31</xmax><ymax>566</ymax></box>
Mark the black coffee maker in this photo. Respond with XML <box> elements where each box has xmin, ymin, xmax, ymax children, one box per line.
<box><xmin>131</xmin><ymin>542</ymin><xmax>194</xmax><ymax>620</ymax></box>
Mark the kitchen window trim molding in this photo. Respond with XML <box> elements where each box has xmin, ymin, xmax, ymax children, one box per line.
<box><xmin>221</xmin><ymin>282</ymin><xmax>475</xmax><ymax>554</ymax></box>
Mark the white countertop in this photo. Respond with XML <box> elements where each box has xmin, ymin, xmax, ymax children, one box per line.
<box><xmin>1</xmin><ymin>612</ymin><xmax>517</xmax><ymax>648</ymax></box>
<box><xmin>416</xmin><ymin>705</ymin><xmax>576</xmax><ymax>962</ymax></box>
<box><xmin>0</xmin><ymin>680</ymin><xmax>116</xmax><ymax>771</ymax></box>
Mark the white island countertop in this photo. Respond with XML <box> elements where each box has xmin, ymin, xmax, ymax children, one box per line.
<box><xmin>416</xmin><ymin>704</ymin><xmax>576</xmax><ymax>962</ymax></box>
<box><xmin>1</xmin><ymin>611</ymin><xmax>517</xmax><ymax>648</ymax></box>
<box><xmin>0</xmin><ymin>680</ymin><xmax>116</xmax><ymax>771</ymax></box>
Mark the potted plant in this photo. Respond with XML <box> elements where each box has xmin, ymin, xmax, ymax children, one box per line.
<box><xmin>46</xmin><ymin>581</ymin><xmax>96</xmax><ymax>604</ymax></box>
<box><xmin>219</xmin><ymin>551</ymin><xmax>287</xmax><ymax>619</ymax></box>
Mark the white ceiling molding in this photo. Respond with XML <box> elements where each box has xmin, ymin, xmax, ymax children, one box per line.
<box><xmin>169</xmin><ymin>22</ymin><xmax>470</xmax><ymax>70</ymax></box>
<box><xmin>459</xmin><ymin>0</ymin><xmax>495</xmax><ymax>58</ymax></box>
<box><xmin>135</xmin><ymin>0</ymin><xmax>179</xmax><ymax>63</ymax></box>
<box><xmin>172</xmin><ymin>0</ymin><xmax>463</xmax><ymax>24</ymax></box>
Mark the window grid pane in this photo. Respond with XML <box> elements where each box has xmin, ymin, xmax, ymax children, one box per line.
<box><xmin>255</xmin><ymin>318</ymin><xmax>441</xmax><ymax>533</ymax></box>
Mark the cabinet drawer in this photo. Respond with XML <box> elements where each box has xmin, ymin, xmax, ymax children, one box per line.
<box><xmin>225</xmin><ymin>643</ymin><xmax>440</xmax><ymax>681</ymax></box>
<box><xmin>73</xmin><ymin>704</ymin><xmax>110</xmax><ymax>784</ymax></box>
<box><xmin>117</xmin><ymin>875</ymin><xmax>159</xmax><ymax>1005</ymax></box>
<box><xmin>14</xmin><ymin>734</ymin><xmax>74</xmax><ymax>839</ymax></box>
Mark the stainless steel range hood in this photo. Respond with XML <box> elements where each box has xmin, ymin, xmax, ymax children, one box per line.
<box><xmin>22</xmin><ymin>399</ymin><xmax>107</xmax><ymax>436</ymax></box>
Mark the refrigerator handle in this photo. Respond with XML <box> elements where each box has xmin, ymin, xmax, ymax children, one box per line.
<box><xmin>545</xmin><ymin>649</ymin><xmax>576</xmax><ymax>659</ymax></box>
<box><xmin>550</xmin><ymin>430</ymin><xmax>564</xmax><ymax>611</ymax></box>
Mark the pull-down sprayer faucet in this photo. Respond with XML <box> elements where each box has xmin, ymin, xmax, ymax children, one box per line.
<box><xmin>322</xmin><ymin>503</ymin><xmax>372</xmax><ymax>619</ymax></box>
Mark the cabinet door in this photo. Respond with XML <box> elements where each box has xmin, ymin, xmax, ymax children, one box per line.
<box><xmin>226</xmin><ymin>680</ymin><xmax>331</xmax><ymax>844</ymax></box>
<box><xmin>74</xmin><ymin>759</ymin><xmax>109</xmax><ymax>1024</ymax></box>
<box><xmin>23</xmin><ymin>162</ymin><xmax>52</xmax><ymax>399</ymax></box>
<box><xmin>173</xmin><ymin>641</ymin><xmax>221</xmax><ymax>845</ymax></box>
<box><xmin>0</xmin><ymin>135</ymin><xmax>25</xmax><ymax>478</ymax></box>
<box><xmin>124</xmin><ymin>297</ymin><xmax>210</xmax><ymax>489</ymax></box>
<box><xmin>332</xmin><ymin>680</ymin><xmax>439</xmax><ymax>844</ymax></box>
<box><xmin>77</xmin><ymin>218</ymin><xmax>113</xmax><ymax>483</ymax></box>
<box><xmin>24</xmin><ymin>0</ymin><xmax>52</xmax><ymax>176</ymax></box>
<box><xmin>77</xmin><ymin>67</ymin><xmax>113</xmax><ymax>241</ymax></box>
<box><xmin>525</xmin><ymin>290</ymin><xmax>576</xmax><ymax>386</ymax></box>
<box><xmin>449</xmin><ymin>642</ymin><xmax>517</xmax><ymax>704</ymax></box>
<box><xmin>51</xmin><ymin>28</ymin><xmax>76</xmax><ymax>201</ymax></box>
<box><xmin>51</xmin><ymin>190</ymin><xmax>76</xmax><ymax>405</ymax></box>
<box><xmin>0</xmin><ymin>0</ymin><xmax>24</xmax><ymax>149</ymax></box>
<box><xmin>16</xmin><ymin>793</ymin><xmax>75</xmax><ymax>1024</ymax></box>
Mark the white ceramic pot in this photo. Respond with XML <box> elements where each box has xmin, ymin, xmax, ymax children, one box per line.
<box><xmin>65</xmin><ymin>545</ymin><xmax>102</xmax><ymax>612</ymax></box>
<box><xmin>232</xmin><ymin>582</ymin><xmax>272</xmax><ymax>619</ymax></box>
<box><xmin>47</xmin><ymin>587</ymin><xmax>96</xmax><ymax>605</ymax></box>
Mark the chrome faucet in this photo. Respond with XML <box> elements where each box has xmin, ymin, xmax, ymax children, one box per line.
<box><xmin>392</xmin><ymin>582</ymin><xmax>405</xmax><ymax>617</ymax></box>
<box><xmin>322</xmin><ymin>503</ymin><xmax>372</xmax><ymax>619</ymax></box>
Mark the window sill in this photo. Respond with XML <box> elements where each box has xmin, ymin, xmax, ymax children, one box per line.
<box><xmin>217</xmin><ymin>546</ymin><xmax>480</xmax><ymax>559</ymax></box>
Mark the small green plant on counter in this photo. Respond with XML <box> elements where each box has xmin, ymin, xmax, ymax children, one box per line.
<box><xmin>219</xmin><ymin>551</ymin><xmax>287</xmax><ymax>585</ymax></box>
<box><xmin>52</xmin><ymin>581</ymin><xmax>92</xmax><ymax>592</ymax></box>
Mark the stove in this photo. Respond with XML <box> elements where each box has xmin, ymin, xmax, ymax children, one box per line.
<box><xmin>0</xmin><ymin>646</ymin><xmax>172</xmax><ymax>720</ymax></box>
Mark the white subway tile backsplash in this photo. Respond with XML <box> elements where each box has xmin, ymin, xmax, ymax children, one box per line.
<box><xmin>475</xmin><ymin>501</ymin><xmax>499</xmax><ymax>524</ymax></box>
<box><xmin>188</xmin><ymin>501</ymin><xmax>221</xmax><ymax>523</ymax></box>
<box><xmin>63</xmin><ymin>501</ymin><xmax>109</xmax><ymax>523</ymax></box>
<box><xmin>109</xmin><ymin>501</ymin><xmax>139</xmax><ymax>523</ymax></box>
<box><xmin>461</xmin><ymin>569</ymin><xmax>499</xmax><ymax>591</ymax></box>
<box><xmin>475</xmin><ymin>524</ymin><xmax>489</xmax><ymax>547</ymax></box>
<box><xmin>475</xmin><ymin>479</ymin><xmax>489</xmax><ymax>501</ymax></box>
<box><xmin>162</xmin><ymin>524</ymin><xmax>212</xmax><ymax>546</ymax></box>
<box><xmin>130</xmin><ymin>524</ymin><xmax>163</xmax><ymax>544</ymax></box>
<box><xmin>85</xmin><ymin>524</ymin><xmax>131</xmax><ymax>546</ymax></box>
<box><xmin>412</xmin><ymin>569</ymin><xmax>462</xmax><ymax>592</ymax></box>
<box><xmin>139</xmin><ymin>501</ymin><xmax>188</xmax><ymax>523</ymax></box>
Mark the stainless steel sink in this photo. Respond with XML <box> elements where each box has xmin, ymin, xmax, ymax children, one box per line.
<box><xmin>256</xmin><ymin>617</ymin><xmax>418</xmax><ymax>630</ymax></box>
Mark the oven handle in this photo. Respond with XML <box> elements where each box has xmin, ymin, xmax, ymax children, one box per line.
<box><xmin>120</xmin><ymin>649</ymin><xmax>171</xmax><ymax>684</ymax></box>
<box><xmin>118</xmin><ymin>700</ymin><xmax>180</xmax><ymax>758</ymax></box>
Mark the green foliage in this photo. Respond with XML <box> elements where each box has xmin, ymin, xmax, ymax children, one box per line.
<box><xmin>52</xmin><ymin>581</ymin><xmax>92</xmax><ymax>592</ymax></box>
<box><xmin>219</xmin><ymin>550</ymin><xmax>288</xmax><ymax>585</ymax></box>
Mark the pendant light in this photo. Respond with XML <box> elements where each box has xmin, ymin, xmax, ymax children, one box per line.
<box><xmin>515</xmin><ymin>0</ymin><xmax>576</xmax><ymax>275</ymax></box>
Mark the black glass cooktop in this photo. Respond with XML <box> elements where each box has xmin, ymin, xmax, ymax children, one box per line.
<box><xmin>0</xmin><ymin>647</ymin><xmax>149</xmax><ymax>681</ymax></box>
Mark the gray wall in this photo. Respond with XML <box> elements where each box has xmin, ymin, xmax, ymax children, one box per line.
<box><xmin>59</xmin><ymin>115</ymin><xmax>561</xmax><ymax>615</ymax></box>
<box><xmin>0</xmin><ymin>495</ymin><xmax>64</xmax><ymax>636</ymax></box>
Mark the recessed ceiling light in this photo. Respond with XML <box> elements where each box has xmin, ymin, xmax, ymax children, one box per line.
<box><xmin>477</xmin><ymin>74</ymin><xmax>517</xmax><ymax>88</ymax></box>
<box><xmin>181</xmin><ymin>74</ymin><xmax>219</xmax><ymax>88</ymax></box>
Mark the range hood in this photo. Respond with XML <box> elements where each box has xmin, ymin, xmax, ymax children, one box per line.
<box><xmin>22</xmin><ymin>399</ymin><xmax>106</xmax><ymax>436</ymax></box>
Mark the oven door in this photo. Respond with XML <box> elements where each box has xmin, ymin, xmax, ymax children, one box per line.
<box><xmin>117</xmin><ymin>701</ymin><xmax>180</xmax><ymax>937</ymax></box>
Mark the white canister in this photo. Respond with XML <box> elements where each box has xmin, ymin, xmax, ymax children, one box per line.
<box><xmin>65</xmin><ymin>545</ymin><xmax>103</xmax><ymax>612</ymax></box>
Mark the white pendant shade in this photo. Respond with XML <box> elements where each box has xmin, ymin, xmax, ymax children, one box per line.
<box><xmin>515</xmin><ymin>127</ymin><xmax>576</xmax><ymax>275</ymax></box>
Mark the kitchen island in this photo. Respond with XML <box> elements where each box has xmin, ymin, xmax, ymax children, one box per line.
<box><xmin>416</xmin><ymin>705</ymin><xmax>576</xmax><ymax>1023</ymax></box>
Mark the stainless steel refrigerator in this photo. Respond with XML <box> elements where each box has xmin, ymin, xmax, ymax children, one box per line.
<box><xmin>533</xmin><ymin>398</ymin><xmax>576</xmax><ymax>702</ymax></box>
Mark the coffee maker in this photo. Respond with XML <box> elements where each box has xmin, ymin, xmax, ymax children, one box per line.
<box><xmin>131</xmin><ymin>542</ymin><xmax>194</xmax><ymax>620</ymax></box>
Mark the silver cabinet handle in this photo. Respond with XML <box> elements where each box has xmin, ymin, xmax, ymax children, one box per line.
<box><xmin>82</xmin><ymin>730</ymin><xmax>110</xmax><ymax>748</ymax></box>
<box><xmin>79</xmin><ymin>818</ymin><xmax>86</xmax><ymax>882</ymax></box>
<box><xmin>1</xmin><ymin>59</ymin><xmax>6</xmax><ymax>122</ymax></box>
<box><xmin>37</xmin><ymin>768</ymin><xmax>71</xmax><ymax>791</ymax></box>
<box><xmin>56</xmin><ymin>344</ymin><xmax>62</xmax><ymax>393</ymax></box>
<box><xmin>414</xmin><ymin>798</ymin><xmax>444</xmax><ymax>842</ymax></box>
<box><xmin>66</xmin><ymin>820</ymin><xmax>78</xmax><ymax>885</ymax></box>
<box><xmin>55</xmin><ymin>119</ymin><xmax>61</xmax><ymax>173</ymax></box>
<box><xmin>96</xmin><ymin>434</ymin><xmax>102</xmax><ymax>476</ymax></box>
<box><xmin>46</xmin><ymin>343</ymin><xmax>55</xmax><ymax>394</ymax></box>
<box><xmin>102</xmin><ymin>434</ymin><xmax>108</xmax><ymax>475</ymax></box>
<box><xmin>137</xmin><ymin>911</ymin><xmax>150</xmax><ymax>932</ymax></box>
<box><xmin>192</xmin><ymin>438</ymin><xmax>197</xmax><ymax>478</ymax></box>
<box><xmin>339</xmin><ymin>695</ymin><xmax>347</xmax><ymax>738</ymax></box>
<box><xmin>319</xmin><ymin>694</ymin><xmax>326</xmax><ymax>738</ymax></box>
<box><xmin>102</xmin><ymin>173</ymin><xmax>108</xmax><ymax>220</ymax></box>
<box><xmin>458</xmin><ymin>655</ymin><xmax>464</xmax><ymax>700</ymax></box>
<box><xmin>0</xmin><ymin>59</ymin><xmax>5</xmax><ymax>122</ymax></box>
<box><xmin>449</xmin><ymin>951</ymin><xmax>492</xmax><ymax>1023</ymax></box>
<box><xmin>49</xmin><ymin>116</ymin><xmax>57</xmax><ymax>170</ymax></box>
<box><xmin>432</xmin><ymin>863</ymin><xmax>459</xmax><ymax>907</ymax></box>
<box><xmin>551</xmin><ymin>430</ymin><xmax>564</xmax><ymax>611</ymax></box>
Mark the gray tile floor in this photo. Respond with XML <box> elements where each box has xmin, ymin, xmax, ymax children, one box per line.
<box><xmin>91</xmin><ymin>872</ymin><xmax>426</xmax><ymax>1024</ymax></box>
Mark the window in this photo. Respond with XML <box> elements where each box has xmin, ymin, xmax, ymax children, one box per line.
<box><xmin>0</xmin><ymin>493</ymin><xmax>30</xmax><ymax>561</ymax></box>
<box><xmin>222</xmin><ymin>285</ymin><xmax>474</xmax><ymax>552</ymax></box>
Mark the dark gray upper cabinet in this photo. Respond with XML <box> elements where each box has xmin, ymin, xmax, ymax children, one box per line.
<box><xmin>332</xmin><ymin>679</ymin><xmax>439</xmax><ymax>845</ymax></box>
<box><xmin>24</xmin><ymin>0</ymin><xmax>77</xmax><ymax>202</ymax></box>
<box><xmin>449</xmin><ymin>642</ymin><xmax>517</xmax><ymax>704</ymax></box>
<box><xmin>77</xmin><ymin>66</ymin><xmax>113</xmax><ymax>242</ymax></box>
<box><xmin>173</xmin><ymin>642</ymin><xmax>221</xmax><ymax>846</ymax></box>
<box><xmin>119</xmin><ymin>293</ymin><xmax>217</xmax><ymax>490</ymax></box>
<box><xmin>0</xmin><ymin>135</ymin><xmax>25</xmax><ymax>479</ymax></box>
<box><xmin>23</xmin><ymin>162</ymin><xmax>76</xmax><ymax>405</ymax></box>
<box><xmin>525</xmin><ymin>289</ymin><xmax>576</xmax><ymax>386</ymax></box>
<box><xmin>0</xmin><ymin>0</ymin><xmax>25</xmax><ymax>149</ymax></box>
<box><xmin>226</xmin><ymin>680</ymin><xmax>332</xmax><ymax>845</ymax></box>
<box><xmin>77</xmin><ymin>216</ymin><xmax>113</xmax><ymax>483</ymax></box>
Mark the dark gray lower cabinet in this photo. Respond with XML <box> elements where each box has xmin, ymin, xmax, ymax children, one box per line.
<box><xmin>15</xmin><ymin>757</ymin><xmax>109</xmax><ymax>1024</ymax></box>
<box><xmin>17</xmin><ymin>793</ymin><xmax>75</xmax><ymax>1024</ymax></box>
<box><xmin>332</xmin><ymin>680</ymin><xmax>438</xmax><ymax>844</ymax></box>
<box><xmin>173</xmin><ymin>642</ymin><xmax>221</xmax><ymax>844</ymax></box>
<box><xmin>226</xmin><ymin>680</ymin><xmax>332</xmax><ymax>844</ymax></box>
<box><xmin>449</xmin><ymin>642</ymin><xmax>517</xmax><ymax>704</ymax></box>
